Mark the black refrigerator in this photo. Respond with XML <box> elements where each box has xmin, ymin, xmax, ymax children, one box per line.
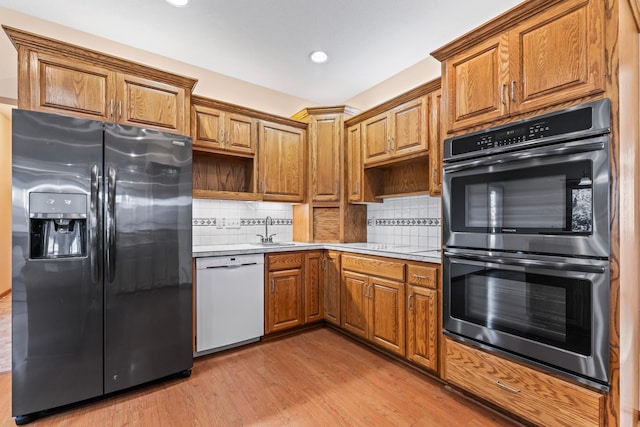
<box><xmin>11</xmin><ymin>109</ymin><xmax>193</xmax><ymax>422</ymax></box>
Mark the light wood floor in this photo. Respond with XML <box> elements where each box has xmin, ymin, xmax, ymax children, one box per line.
<box><xmin>0</xmin><ymin>327</ymin><xmax>517</xmax><ymax>426</ymax></box>
<box><xmin>0</xmin><ymin>293</ymin><xmax>9</xmax><ymax>374</ymax></box>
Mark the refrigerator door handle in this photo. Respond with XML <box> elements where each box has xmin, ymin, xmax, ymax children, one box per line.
<box><xmin>90</xmin><ymin>164</ymin><xmax>99</xmax><ymax>282</ymax></box>
<box><xmin>106</xmin><ymin>166</ymin><xmax>117</xmax><ymax>283</ymax></box>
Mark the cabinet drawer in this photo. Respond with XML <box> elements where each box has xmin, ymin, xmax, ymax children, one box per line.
<box><xmin>407</xmin><ymin>264</ymin><xmax>438</xmax><ymax>289</ymax></box>
<box><xmin>342</xmin><ymin>255</ymin><xmax>404</xmax><ymax>282</ymax></box>
<box><xmin>267</xmin><ymin>253</ymin><xmax>303</xmax><ymax>271</ymax></box>
<box><xmin>445</xmin><ymin>338</ymin><xmax>603</xmax><ymax>427</ymax></box>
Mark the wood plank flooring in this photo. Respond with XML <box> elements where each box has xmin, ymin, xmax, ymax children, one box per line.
<box><xmin>0</xmin><ymin>327</ymin><xmax>517</xmax><ymax>426</ymax></box>
<box><xmin>0</xmin><ymin>293</ymin><xmax>9</xmax><ymax>374</ymax></box>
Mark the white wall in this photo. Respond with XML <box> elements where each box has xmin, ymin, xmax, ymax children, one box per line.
<box><xmin>0</xmin><ymin>7</ymin><xmax>317</xmax><ymax>117</ymax></box>
<box><xmin>344</xmin><ymin>57</ymin><xmax>441</xmax><ymax>111</ymax></box>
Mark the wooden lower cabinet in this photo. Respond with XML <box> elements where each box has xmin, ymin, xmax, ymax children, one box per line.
<box><xmin>265</xmin><ymin>253</ymin><xmax>304</xmax><ymax>334</ymax></box>
<box><xmin>406</xmin><ymin>285</ymin><xmax>438</xmax><ymax>372</ymax></box>
<box><xmin>323</xmin><ymin>251</ymin><xmax>341</xmax><ymax>326</ymax></box>
<box><xmin>341</xmin><ymin>255</ymin><xmax>406</xmax><ymax>357</ymax></box>
<box><xmin>406</xmin><ymin>263</ymin><xmax>439</xmax><ymax>372</ymax></box>
<box><xmin>445</xmin><ymin>338</ymin><xmax>604</xmax><ymax>427</ymax></box>
<box><xmin>304</xmin><ymin>251</ymin><xmax>324</xmax><ymax>324</ymax></box>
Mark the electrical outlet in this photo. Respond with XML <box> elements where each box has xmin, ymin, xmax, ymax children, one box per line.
<box><xmin>226</xmin><ymin>218</ymin><xmax>241</xmax><ymax>229</ymax></box>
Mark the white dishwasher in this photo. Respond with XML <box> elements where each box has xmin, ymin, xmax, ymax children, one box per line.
<box><xmin>195</xmin><ymin>253</ymin><xmax>264</xmax><ymax>355</ymax></box>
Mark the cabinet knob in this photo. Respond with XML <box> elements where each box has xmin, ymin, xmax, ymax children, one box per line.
<box><xmin>511</xmin><ymin>80</ymin><xmax>516</xmax><ymax>102</ymax></box>
<box><xmin>408</xmin><ymin>294</ymin><xmax>413</xmax><ymax>311</ymax></box>
<box><xmin>496</xmin><ymin>380</ymin><xmax>520</xmax><ymax>394</ymax></box>
<box><xmin>109</xmin><ymin>99</ymin><xmax>114</xmax><ymax>117</ymax></box>
<box><xmin>118</xmin><ymin>101</ymin><xmax>122</xmax><ymax>119</ymax></box>
<box><xmin>501</xmin><ymin>84</ymin><xmax>506</xmax><ymax>105</ymax></box>
<box><xmin>220</xmin><ymin>129</ymin><xmax>225</xmax><ymax>144</ymax></box>
<box><xmin>271</xmin><ymin>279</ymin><xmax>275</xmax><ymax>293</ymax></box>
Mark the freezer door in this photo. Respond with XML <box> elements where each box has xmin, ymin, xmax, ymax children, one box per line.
<box><xmin>11</xmin><ymin>110</ymin><xmax>104</xmax><ymax>416</ymax></box>
<box><xmin>103</xmin><ymin>123</ymin><xmax>192</xmax><ymax>394</ymax></box>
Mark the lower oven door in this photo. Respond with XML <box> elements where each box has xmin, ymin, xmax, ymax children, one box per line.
<box><xmin>443</xmin><ymin>248</ymin><xmax>609</xmax><ymax>389</ymax></box>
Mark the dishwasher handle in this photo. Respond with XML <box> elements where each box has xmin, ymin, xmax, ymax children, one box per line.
<box><xmin>205</xmin><ymin>262</ymin><xmax>259</xmax><ymax>269</ymax></box>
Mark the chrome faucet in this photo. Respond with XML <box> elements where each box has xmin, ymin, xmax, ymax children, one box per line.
<box><xmin>257</xmin><ymin>216</ymin><xmax>276</xmax><ymax>243</ymax></box>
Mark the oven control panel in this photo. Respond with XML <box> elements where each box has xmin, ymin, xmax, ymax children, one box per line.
<box><xmin>444</xmin><ymin>99</ymin><xmax>610</xmax><ymax>160</ymax></box>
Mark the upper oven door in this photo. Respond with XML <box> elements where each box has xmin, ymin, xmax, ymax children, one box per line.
<box><xmin>442</xmin><ymin>136</ymin><xmax>610</xmax><ymax>257</ymax></box>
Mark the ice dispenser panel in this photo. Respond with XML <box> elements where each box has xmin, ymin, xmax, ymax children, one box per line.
<box><xmin>29</xmin><ymin>192</ymin><xmax>87</xmax><ymax>258</ymax></box>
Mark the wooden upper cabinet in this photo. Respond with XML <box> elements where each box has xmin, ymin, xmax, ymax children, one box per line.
<box><xmin>118</xmin><ymin>73</ymin><xmax>186</xmax><ymax>133</ymax></box>
<box><xmin>444</xmin><ymin>35</ymin><xmax>509</xmax><ymax>132</ymax></box>
<box><xmin>346</xmin><ymin>124</ymin><xmax>363</xmax><ymax>203</ymax></box>
<box><xmin>433</xmin><ymin>0</ymin><xmax>604</xmax><ymax>133</ymax></box>
<box><xmin>28</xmin><ymin>51</ymin><xmax>115</xmax><ymax>121</ymax></box>
<box><xmin>6</xmin><ymin>26</ymin><xmax>196</xmax><ymax>136</ymax></box>
<box><xmin>259</xmin><ymin>121</ymin><xmax>305</xmax><ymax>202</ymax></box>
<box><xmin>311</xmin><ymin>115</ymin><xmax>341</xmax><ymax>202</ymax></box>
<box><xmin>192</xmin><ymin>103</ymin><xmax>256</xmax><ymax>156</ymax></box>
<box><xmin>428</xmin><ymin>90</ymin><xmax>442</xmax><ymax>196</ymax></box>
<box><xmin>509</xmin><ymin>0</ymin><xmax>604</xmax><ymax>114</ymax></box>
<box><xmin>362</xmin><ymin>113</ymin><xmax>390</xmax><ymax>165</ymax></box>
<box><xmin>390</xmin><ymin>96</ymin><xmax>428</xmax><ymax>159</ymax></box>
<box><xmin>362</xmin><ymin>96</ymin><xmax>429</xmax><ymax>166</ymax></box>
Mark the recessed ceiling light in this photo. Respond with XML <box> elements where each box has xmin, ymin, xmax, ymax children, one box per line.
<box><xmin>166</xmin><ymin>0</ymin><xmax>189</xmax><ymax>7</ymax></box>
<box><xmin>309</xmin><ymin>50</ymin><xmax>328</xmax><ymax>64</ymax></box>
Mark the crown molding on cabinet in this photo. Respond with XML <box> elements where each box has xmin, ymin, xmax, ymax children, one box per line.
<box><xmin>430</xmin><ymin>0</ymin><xmax>563</xmax><ymax>61</ymax></box>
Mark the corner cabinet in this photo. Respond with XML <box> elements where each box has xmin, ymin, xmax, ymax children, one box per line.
<box><xmin>259</xmin><ymin>121</ymin><xmax>306</xmax><ymax>203</ymax></box>
<box><xmin>432</xmin><ymin>0</ymin><xmax>605</xmax><ymax>133</ymax></box>
<box><xmin>5</xmin><ymin>26</ymin><xmax>196</xmax><ymax>136</ymax></box>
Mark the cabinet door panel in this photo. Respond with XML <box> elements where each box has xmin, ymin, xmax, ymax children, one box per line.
<box><xmin>30</xmin><ymin>52</ymin><xmax>114</xmax><ymax>120</ymax></box>
<box><xmin>305</xmin><ymin>252</ymin><xmax>323</xmax><ymax>323</ymax></box>
<box><xmin>118</xmin><ymin>74</ymin><xmax>186</xmax><ymax>134</ymax></box>
<box><xmin>324</xmin><ymin>252</ymin><xmax>341</xmax><ymax>326</ymax></box>
<box><xmin>446</xmin><ymin>35</ymin><xmax>509</xmax><ymax>132</ymax></box>
<box><xmin>267</xmin><ymin>268</ymin><xmax>303</xmax><ymax>333</ymax></box>
<box><xmin>428</xmin><ymin>90</ymin><xmax>442</xmax><ymax>196</ymax></box>
<box><xmin>362</xmin><ymin>114</ymin><xmax>390</xmax><ymax>165</ymax></box>
<box><xmin>312</xmin><ymin>116</ymin><xmax>341</xmax><ymax>201</ymax></box>
<box><xmin>259</xmin><ymin>122</ymin><xmax>305</xmax><ymax>202</ymax></box>
<box><xmin>407</xmin><ymin>285</ymin><xmax>438</xmax><ymax>371</ymax></box>
<box><xmin>391</xmin><ymin>97</ymin><xmax>428</xmax><ymax>158</ymax></box>
<box><xmin>227</xmin><ymin>113</ymin><xmax>256</xmax><ymax>154</ymax></box>
<box><xmin>370</xmin><ymin>277</ymin><xmax>405</xmax><ymax>356</ymax></box>
<box><xmin>192</xmin><ymin>105</ymin><xmax>224</xmax><ymax>150</ymax></box>
<box><xmin>510</xmin><ymin>0</ymin><xmax>604</xmax><ymax>113</ymax></box>
<box><xmin>347</xmin><ymin>124</ymin><xmax>363</xmax><ymax>202</ymax></box>
<box><xmin>341</xmin><ymin>271</ymin><xmax>368</xmax><ymax>339</ymax></box>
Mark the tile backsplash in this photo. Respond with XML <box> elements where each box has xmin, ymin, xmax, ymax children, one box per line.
<box><xmin>366</xmin><ymin>195</ymin><xmax>441</xmax><ymax>249</ymax></box>
<box><xmin>192</xmin><ymin>199</ymin><xmax>293</xmax><ymax>246</ymax></box>
<box><xmin>192</xmin><ymin>194</ymin><xmax>441</xmax><ymax>249</ymax></box>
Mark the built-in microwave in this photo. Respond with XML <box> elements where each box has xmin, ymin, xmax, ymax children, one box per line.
<box><xmin>442</xmin><ymin>99</ymin><xmax>610</xmax><ymax>258</ymax></box>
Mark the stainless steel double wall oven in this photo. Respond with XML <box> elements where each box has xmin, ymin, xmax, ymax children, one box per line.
<box><xmin>442</xmin><ymin>99</ymin><xmax>611</xmax><ymax>390</ymax></box>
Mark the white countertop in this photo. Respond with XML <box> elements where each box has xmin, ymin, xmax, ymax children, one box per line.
<box><xmin>192</xmin><ymin>242</ymin><xmax>441</xmax><ymax>264</ymax></box>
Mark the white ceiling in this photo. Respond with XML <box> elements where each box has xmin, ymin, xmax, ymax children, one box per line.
<box><xmin>0</xmin><ymin>0</ymin><xmax>523</xmax><ymax>105</ymax></box>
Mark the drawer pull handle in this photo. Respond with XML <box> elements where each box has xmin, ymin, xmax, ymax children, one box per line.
<box><xmin>496</xmin><ymin>380</ymin><xmax>520</xmax><ymax>393</ymax></box>
<box><xmin>412</xmin><ymin>274</ymin><xmax>429</xmax><ymax>280</ymax></box>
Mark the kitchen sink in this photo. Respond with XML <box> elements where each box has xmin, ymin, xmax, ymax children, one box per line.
<box><xmin>249</xmin><ymin>242</ymin><xmax>296</xmax><ymax>247</ymax></box>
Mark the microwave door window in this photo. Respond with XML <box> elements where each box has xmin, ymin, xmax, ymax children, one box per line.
<box><xmin>453</xmin><ymin>160</ymin><xmax>593</xmax><ymax>235</ymax></box>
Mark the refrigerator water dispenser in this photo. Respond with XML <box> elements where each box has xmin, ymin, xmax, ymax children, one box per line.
<box><xmin>29</xmin><ymin>192</ymin><xmax>87</xmax><ymax>258</ymax></box>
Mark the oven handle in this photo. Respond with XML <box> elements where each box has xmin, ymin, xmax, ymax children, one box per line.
<box><xmin>444</xmin><ymin>250</ymin><xmax>606</xmax><ymax>274</ymax></box>
<box><xmin>443</xmin><ymin>141</ymin><xmax>605</xmax><ymax>173</ymax></box>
